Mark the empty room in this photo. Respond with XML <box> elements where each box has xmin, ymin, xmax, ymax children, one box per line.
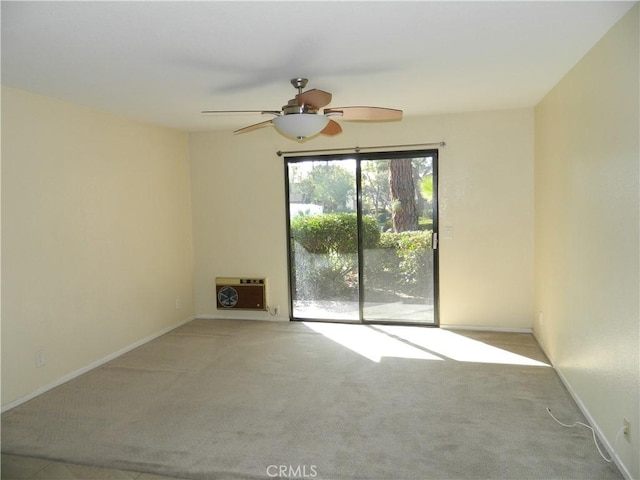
<box><xmin>1</xmin><ymin>2</ymin><xmax>638</xmax><ymax>480</ymax></box>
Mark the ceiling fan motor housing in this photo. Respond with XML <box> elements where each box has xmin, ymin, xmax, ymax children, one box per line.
<box><xmin>282</xmin><ymin>98</ymin><xmax>318</xmax><ymax>116</ymax></box>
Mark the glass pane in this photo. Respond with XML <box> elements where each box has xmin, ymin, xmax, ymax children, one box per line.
<box><xmin>288</xmin><ymin>159</ymin><xmax>359</xmax><ymax>321</ymax></box>
<box><xmin>361</xmin><ymin>156</ymin><xmax>436</xmax><ymax>324</ymax></box>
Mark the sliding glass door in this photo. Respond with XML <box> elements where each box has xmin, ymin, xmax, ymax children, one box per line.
<box><xmin>287</xmin><ymin>158</ymin><xmax>359</xmax><ymax>321</ymax></box>
<box><xmin>360</xmin><ymin>155</ymin><xmax>437</xmax><ymax>323</ymax></box>
<box><xmin>286</xmin><ymin>150</ymin><xmax>438</xmax><ymax>325</ymax></box>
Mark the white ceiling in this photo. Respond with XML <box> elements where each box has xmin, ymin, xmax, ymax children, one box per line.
<box><xmin>1</xmin><ymin>1</ymin><xmax>635</xmax><ymax>132</ymax></box>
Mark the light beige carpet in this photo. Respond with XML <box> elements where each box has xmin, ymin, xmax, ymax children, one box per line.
<box><xmin>1</xmin><ymin>319</ymin><xmax>623</xmax><ymax>479</ymax></box>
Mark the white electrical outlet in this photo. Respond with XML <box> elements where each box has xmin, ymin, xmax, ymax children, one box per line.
<box><xmin>623</xmin><ymin>418</ymin><xmax>631</xmax><ymax>441</ymax></box>
<box><xmin>35</xmin><ymin>350</ymin><xmax>46</xmax><ymax>368</ymax></box>
<box><xmin>175</xmin><ymin>299</ymin><xmax>182</xmax><ymax>310</ymax></box>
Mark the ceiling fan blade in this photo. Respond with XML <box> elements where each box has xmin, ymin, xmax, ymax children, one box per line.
<box><xmin>233</xmin><ymin>119</ymin><xmax>273</xmax><ymax>134</ymax></box>
<box><xmin>320</xmin><ymin>119</ymin><xmax>342</xmax><ymax>136</ymax></box>
<box><xmin>297</xmin><ymin>89</ymin><xmax>332</xmax><ymax>109</ymax></box>
<box><xmin>202</xmin><ymin>110</ymin><xmax>281</xmax><ymax>115</ymax></box>
<box><xmin>324</xmin><ymin>106</ymin><xmax>402</xmax><ymax>121</ymax></box>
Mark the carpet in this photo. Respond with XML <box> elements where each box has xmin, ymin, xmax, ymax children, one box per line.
<box><xmin>1</xmin><ymin>319</ymin><xmax>623</xmax><ymax>479</ymax></box>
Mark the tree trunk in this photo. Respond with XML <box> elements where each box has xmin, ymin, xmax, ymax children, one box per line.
<box><xmin>388</xmin><ymin>159</ymin><xmax>419</xmax><ymax>232</ymax></box>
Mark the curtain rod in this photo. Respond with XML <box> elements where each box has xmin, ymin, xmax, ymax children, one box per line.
<box><xmin>276</xmin><ymin>141</ymin><xmax>446</xmax><ymax>157</ymax></box>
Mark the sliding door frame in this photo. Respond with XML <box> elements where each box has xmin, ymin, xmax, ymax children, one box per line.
<box><xmin>285</xmin><ymin>149</ymin><xmax>439</xmax><ymax>326</ymax></box>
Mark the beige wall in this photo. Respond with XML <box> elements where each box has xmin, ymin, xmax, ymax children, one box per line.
<box><xmin>534</xmin><ymin>5</ymin><xmax>639</xmax><ymax>478</ymax></box>
<box><xmin>1</xmin><ymin>87</ymin><xmax>195</xmax><ymax>407</ymax></box>
<box><xmin>189</xmin><ymin>108</ymin><xmax>534</xmax><ymax>329</ymax></box>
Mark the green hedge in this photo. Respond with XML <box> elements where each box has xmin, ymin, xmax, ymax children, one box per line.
<box><xmin>378</xmin><ymin>230</ymin><xmax>432</xmax><ymax>285</ymax></box>
<box><xmin>291</xmin><ymin>214</ymin><xmax>432</xmax><ymax>300</ymax></box>
<box><xmin>290</xmin><ymin>213</ymin><xmax>380</xmax><ymax>254</ymax></box>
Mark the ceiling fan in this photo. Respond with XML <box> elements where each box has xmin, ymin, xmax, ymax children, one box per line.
<box><xmin>202</xmin><ymin>78</ymin><xmax>402</xmax><ymax>141</ymax></box>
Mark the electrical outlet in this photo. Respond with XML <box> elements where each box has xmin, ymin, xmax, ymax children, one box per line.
<box><xmin>623</xmin><ymin>418</ymin><xmax>631</xmax><ymax>441</ymax></box>
<box><xmin>175</xmin><ymin>299</ymin><xmax>182</xmax><ymax>310</ymax></box>
<box><xmin>35</xmin><ymin>350</ymin><xmax>46</xmax><ymax>368</ymax></box>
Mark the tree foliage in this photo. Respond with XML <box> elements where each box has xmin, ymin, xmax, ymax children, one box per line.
<box><xmin>361</xmin><ymin>160</ymin><xmax>391</xmax><ymax>216</ymax></box>
<box><xmin>420</xmin><ymin>175</ymin><xmax>433</xmax><ymax>202</ymax></box>
<box><xmin>297</xmin><ymin>164</ymin><xmax>354</xmax><ymax>212</ymax></box>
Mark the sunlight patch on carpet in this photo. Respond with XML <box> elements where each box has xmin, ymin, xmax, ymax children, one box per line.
<box><xmin>304</xmin><ymin>322</ymin><xmax>550</xmax><ymax>367</ymax></box>
<box><xmin>376</xmin><ymin>326</ymin><xmax>550</xmax><ymax>366</ymax></box>
<box><xmin>303</xmin><ymin>322</ymin><xmax>444</xmax><ymax>362</ymax></box>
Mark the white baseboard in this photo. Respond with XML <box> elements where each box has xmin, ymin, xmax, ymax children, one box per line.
<box><xmin>441</xmin><ymin>324</ymin><xmax>533</xmax><ymax>333</ymax></box>
<box><xmin>1</xmin><ymin>315</ymin><xmax>195</xmax><ymax>413</ymax></box>
<box><xmin>196</xmin><ymin>318</ymin><xmax>531</xmax><ymax>330</ymax></box>
<box><xmin>195</xmin><ymin>313</ymin><xmax>289</xmax><ymax>323</ymax></box>
<box><xmin>532</xmin><ymin>332</ymin><xmax>633</xmax><ymax>480</ymax></box>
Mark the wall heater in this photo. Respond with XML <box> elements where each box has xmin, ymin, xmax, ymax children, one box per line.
<box><xmin>215</xmin><ymin>277</ymin><xmax>267</xmax><ymax>311</ymax></box>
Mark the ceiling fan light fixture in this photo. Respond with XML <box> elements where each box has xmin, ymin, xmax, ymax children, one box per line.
<box><xmin>273</xmin><ymin>113</ymin><xmax>329</xmax><ymax>141</ymax></box>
